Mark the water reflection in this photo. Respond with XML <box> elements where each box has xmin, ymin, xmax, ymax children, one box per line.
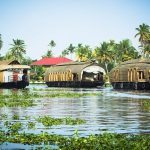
<box><xmin>0</xmin><ymin>84</ymin><xmax>150</xmax><ymax>136</ymax></box>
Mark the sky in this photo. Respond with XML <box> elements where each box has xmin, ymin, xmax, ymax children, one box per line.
<box><xmin>0</xmin><ymin>0</ymin><xmax>150</xmax><ymax>60</ymax></box>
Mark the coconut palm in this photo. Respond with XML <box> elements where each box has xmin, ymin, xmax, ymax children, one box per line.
<box><xmin>8</xmin><ymin>39</ymin><xmax>26</xmax><ymax>62</ymax></box>
<box><xmin>135</xmin><ymin>23</ymin><xmax>150</xmax><ymax>51</ymax></box>
<box><xmin>94</xmin><ymin>42</ymin><xmax>114</xmax><ymax>74</ymax></box>
<box><xmin>45</xmin><ymin>40</ymin><xmax>56</xmax><ymax>57</ymax></box>
<box><xmin>61</xmin><ymin>49</ymin><xmax>69</xmax><ymax>57</ymax></box>
<box><xmin>115</xmin><ymin>39</ymin><xmax>138</xmax><ymax>63</ymax></box>
<box><xmin>75</xmin><ymin>44</ymin><xmax>92</xmax><ymax>62</ymax></box>
<box><xmin>0</xmin><ymin>34</ymin><xmax>3</xmax><ymax>51</ymax></box>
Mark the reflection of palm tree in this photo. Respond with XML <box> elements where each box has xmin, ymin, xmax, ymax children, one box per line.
<box><xmin>9</xmin><ymin>39</ymin><xmax>26</xmax><ymax>62</ymax></box>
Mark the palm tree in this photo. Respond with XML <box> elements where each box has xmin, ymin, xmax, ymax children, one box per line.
<box><xmin>135</xmin><ymin>23</ymin><xmax>150</xmax><ymax>46</ymax></box>
<box><xmin>61</xmin><ymin>49</ymin><xmax>69</xmax><ymax>57</ymax></box>
<box><xmin>8</xmin><ymin>39</ymin><xmax>26</xmax><ymax>62</ymax></box>
<box><xmin>135</xmin><ymin>23</ymin><xmax>150</xmax><ymax>56</ymax></box>
<box><xmin>0</xmin><ymin>34</ymin><xmax>3</xmax><ymax>57</ymax></box>
<box><xmin>116</xmin><ymin>39</ymin><xmax>139</xmax><ymax>63</ymax></box>
<box><xmin>94</xmin><ymin>42</ymin><xmax>114</xmax><ymax>74</ymax></box>
<box><xmin>67</xmin><ymin>44</ymin><xmax>75</xmax><ymax>59</ymax></box>
<box><xmin>45</xmin><ymin>40</ymin><xmax>56</xmax><ymax>57</ymax></box>
<box><xmin>75</xmin><ymin>44</ymin><xmax>92</xmax><ymax>61</ymax></box>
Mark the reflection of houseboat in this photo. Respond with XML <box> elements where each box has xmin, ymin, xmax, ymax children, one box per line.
<box><xmin>0</xmin><ymin>60</ymin><xmax>30</xmax><ymax>89</ymax></box>
<box><xmin>109</xmin><ymin>58</ymin><xmax>150</xmax><ymax>90</ymax></box>
<box><xmin>45</xmin><ymin>61</ymin><xmax>105</xmax><ymax>88</ymax></box>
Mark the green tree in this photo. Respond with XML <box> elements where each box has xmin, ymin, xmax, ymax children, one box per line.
<box><xmin>7</xmin><ymin>39</ymin><xmax>26</xmax><ymax>62</ymax></box>
<box><xmin>61</xmin><ymin>49</ymin><xmax>69</xmax><ymax>57</ymax></box>
<box><xmin>44</xmin><ymin>40</ymin><xmax>56</xmax><ymax>58</ymax></box>
<box><xmin>94</xmin><ymin>42</ymin><xmax>114</xmax><ymax>74</ymax></box>
<box><xmin>135</xmin><ymin>23</ymin><xmax>150</xmax><ymax>56</ymax></box>
<box><xmin>135</xmin><ymin>23</ymin><xmax>150</xmax><ymax>47</ymax></box>
<box><xmin>115</xmin><ymin>39</ymin><xmax>138</xmax><ymax>63</ymax></box>
<box><xmin>0</xmin><ymin>34</ymin><xmax>3</xmax><ymax>51</ymax></box>
<box><xmin>75</xmin><ymin>44</ymin><xmax>93</xmax><ymax>61</ymax></box>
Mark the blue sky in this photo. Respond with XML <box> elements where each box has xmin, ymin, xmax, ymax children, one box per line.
<box><xmin>0</xmin><ymin>0</ymin><xmax>150</xmax><ymax>60</ymax></box>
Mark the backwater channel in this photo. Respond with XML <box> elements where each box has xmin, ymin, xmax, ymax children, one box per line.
<box><xmin>0</xmin><ymin>84</ymin><xmax>150</xmax><ymax>149</ymax></box>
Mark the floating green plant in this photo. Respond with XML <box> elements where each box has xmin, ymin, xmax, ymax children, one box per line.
<box><xmin>27</xmin><ymin>121</ymin><xmax>36</xmax><ymax>129</ymax></box>
<box><xmin>36</xmin><ymin>116</ymin><xmax>86</xmax><ymax>127</ymax></box>
<box><xmin>0</xmin><ymin>91</ymin><xmax>102</xmax><ymax>108</ymax></box>
<box><xmin>0</xmin><ymin>113</ymin><xmax>7</xmax><ymax>120</ymax></box>
<box><xmin>12</xmin><ymin>114</ymin><xmax>19</xmax><ymax>120</ymax></box>
<box><xmin>0</xmin><ymin>131</ymin><xmax>150</xmax><ymax>149</ymax></box>
<box><xmin>141</xmin><ymin>100</ymin><xmax>150</xmax><ymax>111</ymax></box>
<box><xmin>9</xmin><ymin>122</ymin><xmax>22</xmax><ymax>134</ymax></box>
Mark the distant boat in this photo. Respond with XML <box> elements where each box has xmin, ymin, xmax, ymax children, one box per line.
<box><xmin>109</xmin><ymin>58</ymin><xmax>150</xmax><ymax>90</ymax></box>
<box><xmin>44</xmin><ymin>61</ymin><xmax>105</xmax><ymax>88</ymax></box>
<box><xmin>0</xmin><ymin>60</ymin><xmax>30</xmax><ymax>89</ymax></box>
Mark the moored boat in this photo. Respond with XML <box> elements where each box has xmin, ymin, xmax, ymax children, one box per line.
<box><xmin>0</xmin><ymin>60</ymin><xmax>30</xmax><ymax>89</ymax></box>
<box><xmin>109</xmin><ymin>58</ymin><xmax>150</xmax><ymax>90</ymax></box>
<box><xmin>44</xmin><ymin>61</ymin><xmax>105</xmax><ymax>88</ymax></box>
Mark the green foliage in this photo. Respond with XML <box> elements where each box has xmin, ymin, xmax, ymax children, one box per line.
<box><xmin>0</xmin><ymin>34</ymin><xmax>3</xmax><ymax>50</ymax></box>
<box><xmin>6</xmin><ymin>39</ymin><xmax>26</xmax><ymax>62</ymax></box>
<box><xmin>0</xmin><ymin>131</ymin><xmax>150</xmax><ymax>149</ymax></box>
<box><xmin>13</xmin><ymin>114</ymin><xmax>19</xmax><ymax>120</ymax></box>
<box><xmin>36</xmin><ymin>116</ymin><xmax>86</xmax><ymax>127</ymax></box>
<box><xmin>30</xmin><ymin>66</ymin><xmax>45</xmax><ymax>81</ymax></box>
<box><xmin>0</xmin><ymin>93</ymin><xmax>35</xmax><ymax>107</ymax></box>
<box><xmin>27</xmin><ymin>122</ymin><xmax>36</xmax><ymax>129</ymax></box>
<box><xmin>0</xmin><ymin>113</ymin><xmax>7</xmax><ymax>120</ymax></box>
<box><xmin>141</xmin><ymin>100</ymin><xmax>150</xmax><ymax>111</ymax></box>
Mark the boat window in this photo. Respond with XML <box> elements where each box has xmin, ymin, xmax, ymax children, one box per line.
<box><xmin>138</xmin><ymin>71</ymin><xmax>145</xmax><ymax>79</ymax></box>
<box><xmin>73</xmin><ymin>73</ymin><xmax>78</xmax><ymax>81</ymax></box>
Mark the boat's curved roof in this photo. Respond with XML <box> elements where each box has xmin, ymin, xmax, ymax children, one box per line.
<box><xmin>121</xmin><ymin>58</ymin><xmax>150</xmax><ymax>65</ymax></box>
<box><xmin>45</xmin><ymin>61</ymin><xmax>105</xmax><ymax>74</ymax></box>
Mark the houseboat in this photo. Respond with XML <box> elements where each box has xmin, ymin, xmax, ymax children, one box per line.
<box><xmin>45</xmin><ymin>61</ymin><xmax>105</xmax><ymax>88</ymax></box>
<box><xmin>0</xmin><ymin>60</ymin><xmax>30</xmax><ymax>89</ymax></box>
<box><xmin>109</xmin><ymin>58</ymin><xmax>150</xmax><ymax>90</ymax></box>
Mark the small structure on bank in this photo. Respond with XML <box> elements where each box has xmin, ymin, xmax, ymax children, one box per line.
<box><xmin>45</xmin><ymin>61</ymin><xmax>105</xmax><ymax>88</ymax></box>
<box><xmin>0</xmin><ymin>60</ymin><xmax>30</xmax><ymax>89</ymax></box>
<box><xmin>109</xmin><ymin>58</ymin><xmax>150</xmax><ymax>90</ymax></box>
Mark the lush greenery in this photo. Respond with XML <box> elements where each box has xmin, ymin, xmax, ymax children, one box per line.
<box><xmin>0</xmin><ymin>90</ymin><xmax>102</xmax><ymax>107</ymax></box>
<box><xmin>36</xmin><ymin>116</ymin><xmax>86</xmax><ymax>127</ymax></box>
<box><xmin>0</xmin><ymin>130</ymin><xmax>150</xmax><ymax>149</ymax></box>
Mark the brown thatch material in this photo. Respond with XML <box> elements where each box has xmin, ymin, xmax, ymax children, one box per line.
<box><xmin>0</xmin><ymin>60</ymin><xmax>20</xmax><ymax>65</ymax></box>
<box><xmin>45</xmin><ymin>61</ymin><xmax>105</xmax><ymax>81</ymax></box>
<box><xmin>0</xmin><ymin>60</ymin><xmax>30</xmax><ymax>71</ymax></box>
<box><xmin>109</xmin><ymin>58</ymin><xmax>150</xmax><ymax>83</ymax></box>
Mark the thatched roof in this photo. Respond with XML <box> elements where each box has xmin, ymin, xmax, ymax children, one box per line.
<box><xmin>45</xmin><ymin>61</ymin><xmax>105</xmax><ymax>75</ymax></box>
<box><xmin>121</xmin><ymin>58</ymin><xmax>150</xmax><ymax>65</ymax></box>
<box><xmin>0</xmin><ymin>60</ymin><xmax>20</xmax><ymax>65</ymax></box>
<box><xmin>0</xmin><ymin>60</ymin><xmax>30</xmax><ymax>71</ymax></box>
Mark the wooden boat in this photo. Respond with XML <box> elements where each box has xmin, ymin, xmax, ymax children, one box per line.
<box><xmin>0</xmin><ymin>60</ymin><xmax>30</xmax><ymax>89</ymax></box>
<box><xmin>44</xmin><ymin>61</ymin><xmax>105</xmax><ymax>88</ymax></box>
<box><xmin>109</xmin><ymin>58</ymin><xmax>150</xmax><ymax>90</ymax></box>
